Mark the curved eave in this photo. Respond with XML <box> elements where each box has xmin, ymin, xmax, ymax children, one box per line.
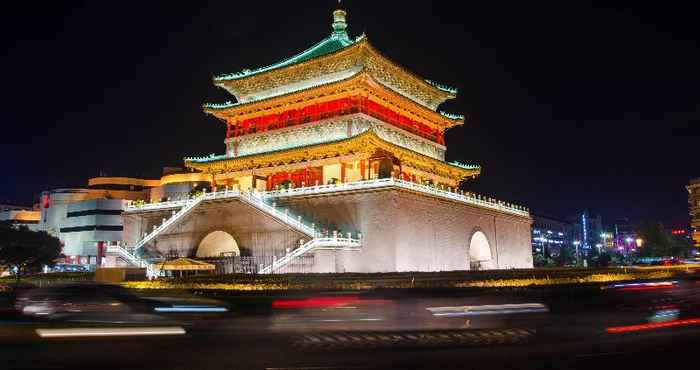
<box><xmin>361</xmin><ymin>39</ymin><xmax>457</xmax><ymax>102</ymax></box>
<box><xmin>184</xmin><ymin>129</ymin><xmax>479</xmax><ymax>181</ymax></box>
<box><xmin>212</xmin><ymin>37</ymin><xmax>456</xmax><ymax>106</ymax></box>
<box><xmin>204</xmin><ymin>71</ymin><xmax>461</xmax><ymax>131</ymax></box>
<box><xmin>213</xmin><ymin>33</ymin><xmax>355</xmax><ymax>82</ymax></box>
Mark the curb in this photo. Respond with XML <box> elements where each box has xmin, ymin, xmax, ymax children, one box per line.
<box><xmin>292</xmin><ymin>328</ymin><xmax>535</xmax><ymax>350</ymax></box>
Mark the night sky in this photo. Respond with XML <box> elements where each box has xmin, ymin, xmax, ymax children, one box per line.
<box><xmin>2</xmin><ymin>1</ymin><xmax>698</xmax><ymax>227</ymax></box>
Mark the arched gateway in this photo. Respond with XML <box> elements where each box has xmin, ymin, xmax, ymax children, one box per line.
<box><xmin>469</xmin><ymin>231</ymin><xmax>493</xmax><ymax>270</ymax></box>
<box><xmin>196</xmin><ymin>231</ymin><xmax>240</xmax><ymax>258</ymax></box>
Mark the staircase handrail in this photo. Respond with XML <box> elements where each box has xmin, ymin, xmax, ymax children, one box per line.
<box><xmin>259</xmin><ymin>236</ymin><xmax>362</xmax><ymax>274</ymax></box>
<box><xmin>131</xmin><ymin>193</ymin><xmax>207</xmax><ymax>256</ymax></box>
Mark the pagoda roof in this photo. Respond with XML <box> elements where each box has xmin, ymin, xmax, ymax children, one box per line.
<box><xmin>184</xmin><ymin>129</ymin><xmax>479</xmax><ymax>182</ymax></box>
<box><xmin>213</xmin><ymin>32</ymin><xmax>358</xmax><ymax>82</ymax></box>
<box><xmin>211</xmin><ymin>9</ymin><xmax>458</xmax><ymax>110</ymax></box>
<box><xmin>203</xmin><ymin>71</ymin><xmax>464</xmax><ymax>130</ymax></box>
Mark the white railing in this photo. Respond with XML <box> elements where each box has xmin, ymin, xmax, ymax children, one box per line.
<box><xmin>237</xmin><ymin>190</ymin><xmax>315</xmax><ymax>237</ymax></box>
<box><xmin>126</xmin><ymin>179</ymin><xmax>528</xmax><ymax>218</ymax></box>
<box><xmin>125</xmin><ymin>188</ymin><xmax>320</xmax><ymax>265</ymax></box>
<box><xmin>105</xmin><ymin>245</ymin><xmax>159</xmax><ymax>277</ymax></box>
<box><xmin>106</xmin><ymin>245</ymin><xmax>143</xmax><ymax>267</ymax></box>
<box><xmin>129</xmin><ymin>193</ymin><xmax>208</xmax><ymax>255</ymax></box>
<box><xmin>265</xmin><ymin>178</ymin><xmax>530</xmax><ymax>217</ymax></box>
<box><xmin>259</xmin><ymin>236</ymin><xmax>362</xmax><ymax>274</ymax></box>
<box><xmin>125</xmin><ymin>198</ymin><xmax>191</xmax><ymax>212</ymax></box>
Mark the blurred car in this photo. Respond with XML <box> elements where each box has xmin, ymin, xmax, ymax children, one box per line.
<box><xmin>14</xmin><ymin>283</ymin><xmax>166</xmax><ymax>323</ymax></box>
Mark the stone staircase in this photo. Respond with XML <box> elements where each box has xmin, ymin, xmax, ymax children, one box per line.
<box><xmin>117</xmin><ymin>188</ymin><xmax>362</xmax><ymax>275</ymax></box>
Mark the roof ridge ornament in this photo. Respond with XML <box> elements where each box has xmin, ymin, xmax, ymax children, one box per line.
<box><xmin>332</xmin><ymin>7</ymin><xmax>349</xmax><ymax>41</ymax></box>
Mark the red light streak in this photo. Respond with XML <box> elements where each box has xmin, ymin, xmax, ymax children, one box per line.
<box><xmin>272</xmin><ymin>295</ymin><xmax>391</xmax><ymax>309</ymax></box>
<box><xmin>606</xmin><ymin>318</ymin><xmax>700</xmax><ymax>333</ymax></box>
<box><xmin>617</xmin><ymin>285</ymin><xmax>676</xmax><ymax>292</ymax></box>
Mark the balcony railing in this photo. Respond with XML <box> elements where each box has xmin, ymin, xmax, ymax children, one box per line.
<box><xmin>126</xmin><ymin>178</ymin><xmax>528</xmax><ymax>217</ymax></box>
<box><xmin>265</xmin><ymin>178</ymin><xmax>529</xmax><ymax>217</ymax></box>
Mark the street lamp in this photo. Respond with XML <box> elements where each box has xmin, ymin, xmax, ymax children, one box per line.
<box><xmin>573</xmin><ymin>240</ymin><xmax>581</xmax><ymax>265</ymax></box>
<box><xmin>635</xmin><ymin>238</ymin><xmax>643</xmax><ymax>248</ymax></box>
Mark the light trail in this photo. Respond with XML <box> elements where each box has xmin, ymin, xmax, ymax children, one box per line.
<box><xmin>427</xmin><ymin>303</ymin><xmax>548</xmax><ymax>317</ymax></box>
<box><xmin>35</xmin><ymin>326</ymin><xmax>186</xmax><ymax>338</ymax></box>
<box><xmin>606</xmin><ymin>318</ymin><xmax>700</xmax><ymax>333</ymax></box>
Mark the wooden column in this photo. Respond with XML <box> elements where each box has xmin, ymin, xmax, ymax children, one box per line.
<box><xmin>340</xmin><ymin>161</ymin><xmax>346</xmax><ymax>182</ymax></box>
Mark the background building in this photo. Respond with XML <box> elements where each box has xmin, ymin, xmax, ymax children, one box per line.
<box><xmin>39</xmin><ymin>171</ymin><xmax>213</xmax><ymax>268</ymax></box>
<box><xmin>688</xmin><ymin>178</ymin><xmax>700</xmax><ymax>248</ymax></box>
<box><xmin>0</xmin><ymin>204</ymin><xmax>40</xmax><ymax>231</ymax></box>
<box><xmin>531</xmin><ymin>214</ymin><xmax>573</xmax><ymax>265</ymax></box>
<box><xmin>569</xmin><ymin>211</ymin><xmax>604</xmax><ymax>258</ymax></box>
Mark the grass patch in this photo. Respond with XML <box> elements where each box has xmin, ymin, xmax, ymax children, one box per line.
<box><xmin>0</xmin><ymin>272</ymin><xmax>94</xmax><ymax>286</ymax></box>
<box><xmin>123</xmin><ymin>266</ymin><xmax>697</xmax><ymax>291</ymax></box>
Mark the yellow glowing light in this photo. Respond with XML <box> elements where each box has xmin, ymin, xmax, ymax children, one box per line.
<box><xmin>635</xmin><ymin>238</ymin><xmax>643</xmax><ymax>247</ymax></box>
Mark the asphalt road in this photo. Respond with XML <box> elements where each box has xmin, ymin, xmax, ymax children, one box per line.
<box><xmin>2</xmin><ymin>277</ymin><xmax>700</xmax><ymax>370</ymax></box>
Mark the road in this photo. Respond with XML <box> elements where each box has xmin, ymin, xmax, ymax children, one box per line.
<box><xmin>2</xmin><ymin>277</ymin><xmax>700</xmax><ymax>370</ymax></box>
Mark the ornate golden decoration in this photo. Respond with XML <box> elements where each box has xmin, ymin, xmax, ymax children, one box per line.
<box><xmin>206</xmin><ymin>72</ymin><xmax>462</xmax><ymax>132</ymax></box>
<box><xmin>214</xmin><ymin>38</ymin><xmax>455</xmax><ymax>111</ymax></box>
<box><xmin>185</xmin><ymin>130</ymin><xmax>479</xmax><ymax>182</ymax></box>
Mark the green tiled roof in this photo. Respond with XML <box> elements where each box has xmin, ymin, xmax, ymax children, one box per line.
<box><xmin>213</xmin><ymin>32</ymin><xmax>359</xmax><ymax>82</ymax></box>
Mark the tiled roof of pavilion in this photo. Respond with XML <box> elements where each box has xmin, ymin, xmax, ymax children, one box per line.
<box><xmin>211</xmin><ymin>8</ymin><xmax>458</xmax><ymax>109</ymax></box>
<box><xmin>214</xmin><ymin>8</ymin><xmax>357</xmax><ymax>82</ymax></box>
<box><xmin>214</xmin><ymin>32</ymin><xmax>358</xmax><ymax>82</ymax></box>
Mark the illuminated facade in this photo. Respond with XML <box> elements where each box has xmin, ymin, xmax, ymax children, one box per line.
<box><xmin>689</xmin><ymin>178</ymin><xmax>700</xmax><ymax>248</ymax></box>
<box><xmin>39</xmin><ymin>170</ymin><xmax>214</xmax><ymax>268</ymax></box>
<box><xmin>531</xmin><ymin>214</ymin><xmax>572</xmax><ymax>264</ymax></box>
<box><xmin>119</xmin><ymin>8</ymin><xmax>533</xmax><ymax>274</ymax></box>
<box><xmin>0</xmin><ymin>204</ymin><xmax>39</xmax><ymax>231</ymax></box>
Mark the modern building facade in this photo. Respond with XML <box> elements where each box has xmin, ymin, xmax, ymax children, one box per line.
<box><xmin>689</xmin><ymin>178</ymin><xmax>700</xmax><ymax>248</ymax></box>
<box><xmin>0</xmin><ymin>204</ymin><xmax>40</xmax><ymax>231</ymax></box>
<box><xmin>569</xmin><ymin>211</ymin><xmax>604</xmax><ymax>256</ymax></box>
<box><xmin>39</xmin><ymin>172</ymin><xmax>214</xmax><ymax>267</ymax></box>
<box><xmin>116</xmin><ymin>8</ymin><xmax>534</xmax><ymax>274</ymax></box>
<box><xmin>531</xmin><ymin>214</ymin><xmax>572</xmax><ymax>263</ymax></box>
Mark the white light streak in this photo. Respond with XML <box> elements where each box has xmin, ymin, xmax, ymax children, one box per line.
<box><xmin>426</xmin><ymin>303</ymin><xmax>548</xmax><ymax>317</ymax></box>
<box><xmin>35</xmin><ymin>326</ymin><xmax>186</xmax><ymax>338</ymax></box>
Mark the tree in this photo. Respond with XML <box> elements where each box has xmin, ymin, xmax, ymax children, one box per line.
<box><xmin>0</xmin><ymin>222</ymin><xmax>62</xmax><ymax>280</ymax></box>
<box><xmin>636</xmin><ymin>221</ymin><xmax>690</xmax><ymax>258</ymax></box>
<box><xmin>671</xmin><ymin>235</ymin><xmax>693</xmax><ymax>258</ymax></box>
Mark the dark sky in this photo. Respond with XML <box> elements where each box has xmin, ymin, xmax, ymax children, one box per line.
<box><xmin>1</xmin><ymin>1</ymin><xmax>698</xmax><ymax>227</ymax></box>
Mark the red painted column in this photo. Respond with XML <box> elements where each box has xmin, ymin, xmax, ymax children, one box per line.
<box><xmin>360</xmin><ymin>160</ymin><xmax>366</xmax><ymax>180</ymax></box>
